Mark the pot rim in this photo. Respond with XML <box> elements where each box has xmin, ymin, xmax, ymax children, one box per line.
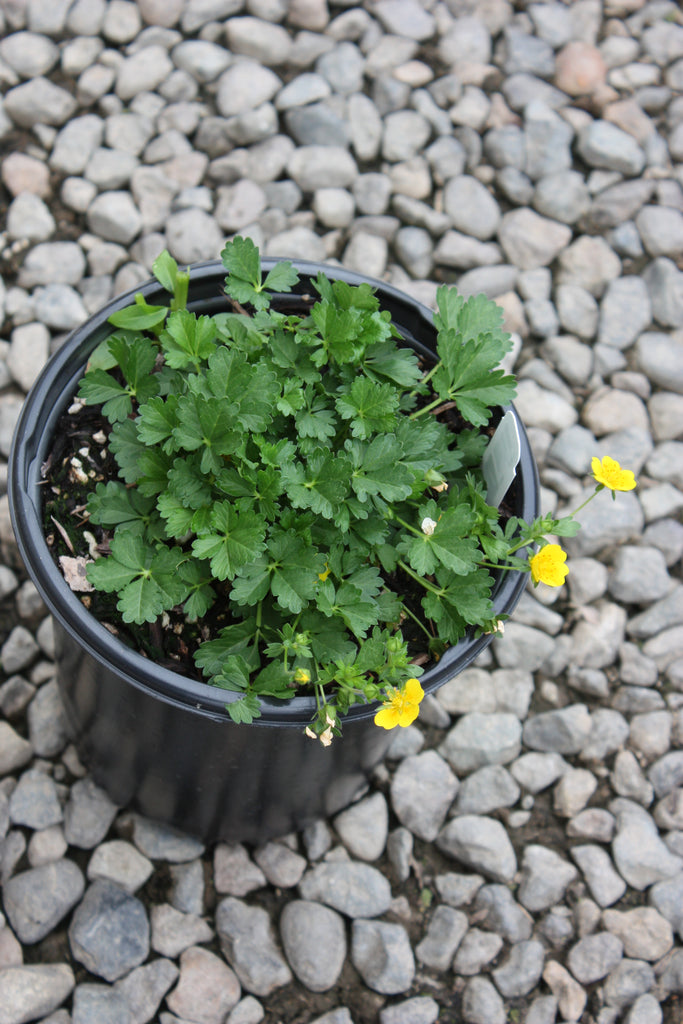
<box><xmin>8</xmin><ymin>258</ymin><xmax>539</xmax><ymax>726</ymax></box>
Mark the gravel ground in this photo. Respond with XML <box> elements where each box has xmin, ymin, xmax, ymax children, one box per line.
<box><xmin>1</xmin><ymin>0</ymin><xmax>683</xmax><ymax>1022</ymax></box>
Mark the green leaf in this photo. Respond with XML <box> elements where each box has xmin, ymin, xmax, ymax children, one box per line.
<box><xmin>195</xmin><ymin>620</ymin><xmax>258</xmax><ymax>676</ymax></box>
<box><xmin>295</xmin><ymin>397</ymin><xmax>337</xmax><ymax>441</ymax></box>
<box><xmin>222</xmin><ymin>236</ymin><xmax>261</xmax><ymax>290</ymax></box>
<box><xmin>167</xmin><ymin>455</ymin><xmax>213</xmax><ymax>509</ymax></box>
<box><xmin>363</xmin><ymin>340</ymin><xmax>422</xmax><ymax>388</ymax></box>
<box><xmin>346</xmin><ymin>435</ymin><xmax>413</xmax><ymax>503</ymax></box>
<box><xmin>204</xmin><ymin>348</ymin><xmax>278</xmax><ymax>433</ymax></box>
<box><xmin>108</xmin><ymin>418</ymin><xmax>146</xmax><ymax>483</ymax></box>
<box><xmin>86</xmin><ymin>534</ymin><xmax>187</xmax><ymax>625</ymax></box>
<box><xmin>335</xmin><ymin>377</ymin><xmax>399</xmax><ymax>439</ymax></box>
<box><xmin>192</xmin><ymin>503</ymin><xmax>266</xmax><ymax>581</ymax></box>
<box><xmin>78</xmin><ymin>369</ymin><xmax>131</xmax><ymax>422</ymax></box>
<box><xmin>267</xmin><ymin>531</ymin><xmax>323</xmax><ymax>614</ymax></box>
<box><xmin>108</xmin><ymin>298</ymin><xmax>168</xmax><ymax>332</ymax></box>
<box><xmin>423</xmin><ymin>566</ymin><xmax>495</xmax><ymax>633</ymax></box>
<box><xmin>316</xmin><ymin>579</ymin><xmax>379</xmax><ymax>639</ymax></box>
<box><xmin>230</xmin><ymin>558</ymin><xmax>271</xmax><ymax>607</ymax></box>
<box><xmin>433</xmin><ymin>288</ymin><xmax>516</xmax><ymax>428</ymax></box>
<box><xmin>281</xmin><ymin>451</ymin><xmax>351</xmax><ymax>520</ymax></box>
<box><xmin>137</xmin><ymin>448</ymin><xmax>173</xmax><ymax>496</ymax></box>
<box><xmin>152</xmin><ymin>249</ymin><xmax>178</xmax><ymax>294</ymax></box>
<box><xmin>226</xmin><ymin>693</ymin><xmax>261</xmax><ymax>724</ymax></box>
<box><xmin>221</xmin><ymin>236</ymin><xmax>273</xmax><ymax>310</ymax></box>
<box><xmin>161</xmin><ymin>310</ymin><xmax>217</xmax><ymax>369</ymax></box>
<box><xmin>406</xmin><ymin>504</ymin><xmax>480</xmax><ymax>576</ymax></box>
<box><xmin>87</xmin><ymin>481</ymin><xmax>156</xmax><ymax>534</ymax></box>
<box><xmin>172</xmin><ymin>395</ymin><xmax>241</xmax><ymax>473</ymax></box>
<box><xmin>262</xmin><ymin>260</ymin><xmax>299</xmax><ymax>294</ymax></box>
<box><xmin>157</xmin><ymin>492</ymin><xmax>195</xmax><ymax>539</ymax></box>
<box><xmin>137</xmin><ymin>395</ymin><xmax>179</xmax><ymax>449</ymax></box>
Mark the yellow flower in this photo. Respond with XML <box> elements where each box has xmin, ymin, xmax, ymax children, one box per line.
<box><xmin>374</xmin><ymin>677</ymin><xmax>424</xmax><ymax>730</ymax></box>
<box><xmin>530</xmin><ymin>543</ymin><xmax>568</xmax><ymax>587</ymax></box>
<box><xmin>293</xmin><ymin>667</ymin><xmax>311</xmax><ymax>685</ymax></box>
<box><xmin>591</xmin><ymin>456</ymin><xmax>636</xmax><ymax>492</ymax></box>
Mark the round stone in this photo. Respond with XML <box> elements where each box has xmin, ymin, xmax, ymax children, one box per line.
<box><xmin>280</xmin><ymin>900</ymin><xmax>346</xmax><ymax>992</ymax></box>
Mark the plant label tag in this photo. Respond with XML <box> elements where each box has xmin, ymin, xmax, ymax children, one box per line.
<box><xmin>482</xmin><ymin>410</ymin><xmax>521</xmax><ymax>508</ymax></box>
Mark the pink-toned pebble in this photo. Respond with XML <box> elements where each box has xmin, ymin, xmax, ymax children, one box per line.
<box><xmin>555</xmin><ymin>41</ymin><xmax>607</xmax><ymax>96</ymax></box>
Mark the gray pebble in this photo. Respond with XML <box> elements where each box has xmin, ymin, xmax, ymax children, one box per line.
<box><xmin>534</xmin><ymin>170</ymin><xmax>590</xmax><ymax>224</ymax></box>
<box><xmin>217</xmin><ymin>896</ymin><xmax>293</xmax><ymax>996</ymax></box>
<box><xmin>9</xmin><ymin>768</ymin><xmax>62</xmax><ymax>830</ymax></box>
<box><xmin>604</xmin><ymin>958</ymin><xmax>655</xmax><ymax>1009</ymax></box>
<box><xmin>415</xmin><ymin>906</ymin><xmax>467</xmax><ymax>970</ymax></box>
<box><xmin>150</xmin><ymin>903</ymin><xmax>213</xmax><ymax>959</ymax></box>
<box><xmin>602</xmin><ymin>906</ymin><xmax>673</xmax><ymax>962</ymax></box>
<box><xmin>474</xmin><ymin>884</ymin><xmax>534</xmax><ymax>943</ymax></box>
<box><xmin>63</xmin><ymin>778</ymin><xmax>118</xmax><ymax>849</ymax></box>
<box><xmin>567</xmin><ymin>931</ymin><xmax>624</xmax><ymax>984</ymax></box>
<box><xmin>461</xmin><ymin>976</ymin><xmax>505</xmax><ymax>1024</ymax></box>
<box><xmin>351</xmin><ymin>919</ymin><xmax>414</xmax><ymax>995</ymax></box>
<box><xmin>636</xmin><ymin>205</ymin><xmax>683</xmax><ymax>260</ymax></box>
<box><xmin>332</xmin><ymin>792</ymin><xmax>387</xmax><ymax>863</ymax></box>
<box><xmin>455</xmin><ymin>764</ymin><xmax>520</xmax><ymax>815</ymax></box>
<box><xmin>379</xmin><ymin>995</ymin><xmax>440</xmax><ymax>1024</ymax></box>
<box><xmin>279</xmin><ymin>900</ymin><xmax>346</xmax><ymax>992</ymax></box>
<box><xmin>571</xmin><ymin>845</ymin><xmax>627</xmax><ymax>907</ymax></box>
<box><xmin>298</xmin><ymin>860</ymin><xmax>391</xmax><ymax>918</ymax></box>
<box><xmin>624</xmin><ymin>994</ymin><xmax>663</xmax><ymax>1024</ymax></box>
<box><xmin>389</xmin><ymin>750</ymin><xmax>458</xmax><ymax>842</ymax></box>
<box><xmin>4</xmin><ymin>859</ymin><xmax>85</xmax><ymax>943</ymax></box>
<box><xmin>612</xmin><ymin>807</ymin><xmax>683</xmax><ymax>890</ymax></box>
<box><xmin>69</xmin><ymin>879</ymin><xmax>150</xmax><ymax>981</ymax></box>
<box><xmin>0</xmin><ymin>964</ymin><xmax>75</xmax><ymax>1024</ymax></box>
<box><xmin>87</xmin><ymin>839</ymin><xmax>154</xmax><ymax>894</ymax></box>
<box><xmin>214</xmin><ymin>843</ymin><xmax>267</xmax><ymax>897</ymax></box>
<box><xmin>436</xmin><ymin>815</ymin><xmax>516</xmax><ymax>883</ymax></box>
<box><xmin>523</xmin><ymin>704</ymin><xmax>592</xmax><ymax>755</ymax></box>
<box><xmin>0</xmin><ymin>722</ymin><xmax>33</xmax><ymax>776</ymax></box>
<box><xmin>131</xmin><ymin>814</ymin><xmax>204</xmax><ymax>863</ymax></box>
<box><xmin>492</xmin><ymin>938</ymin><xmax>546</xmax><ymax>998</ymax></box>
<box><xmin>165</xmin><ymin>945</ymin><xmax>240</xmax><ymax>1022</ymax></box>
<box><xmin>439</xmin><ymin>712</ymin><xmax>522</xmax><ymax>773</ymax></box>
<box><xmin>4</xmin><ymin>76</ymin><xmax>77</xmax><ymax>126</ymax></box>
<box><xmin>453</xmin><ymin>928</ymin><xmax>503</xmax><ymax>976</ymax></box>
<box><xmin>635</xmin><ymin>331</ymin><xmax>683</xmax><ymax>395</ymax></box>
<box><xmin>71</xmin><ymin>983</ymin><xmax>132</xmax><ymax>1024</ymax></box>
<box><xmin>498</xmin><ymin>208</ymin><xmax>572</xmax><ymax>269</ymax></box>
<box><xmin>517</xmin><ymin>844</ymin><xmax>578</xmax><ymax>913</ymax></box>
<box><xmin>443</xmin><ymin>175</ymin><xmax>501</xmax><ymax>241</ymax></box>
<box><xmin>87</xmin><ymin>190</ymin><xmax>142</xmax><ymax>245</ymax></box>
<box><xmin>169</xmin><ymin>859</ymin><xmax>205</xmax><ymax>916</ymax></box>
<box><xmin>578</xmin><ymin>120</ymin><xmax>645</xmax><ymax>176</ymax></box>
<box><xmin>642</xmin><ymin>258</ymin><xmax>683</xmax><ymax>329</ymax></box>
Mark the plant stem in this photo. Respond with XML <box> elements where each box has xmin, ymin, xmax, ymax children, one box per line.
<box><xmin>400</xmin><ymin>601</ymin><xmax>434</xmax><ymax>641</ymax></box>
<box><xmin>410</xmin><ymin>360</ymin><xmax>440</xmax><ymax>396</ymax></box>
<box><xmin>409</xmin><ymin>393</ymin><xmax>451</xmax><ymax>420</ymax></box>
<box><xmin>397</xmin><ymin>559</ymin><xmax>442</xmax><ymax>596</ymax></box>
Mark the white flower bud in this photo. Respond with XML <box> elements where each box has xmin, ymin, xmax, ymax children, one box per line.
<box><xmin>421</xmin><ymin>516</ymin><xmax>437</xmax><ymax>536</ymax></box>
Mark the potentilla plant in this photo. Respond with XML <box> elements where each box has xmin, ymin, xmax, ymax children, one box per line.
<box><xmin>69</xmin><ymin>237</ymin><xmax>636</xmax><ymax>740</ymax></box>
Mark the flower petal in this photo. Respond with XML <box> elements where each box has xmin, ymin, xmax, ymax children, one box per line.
<box><xmin>374</xmin><ymin>706</ymin><xmax>400</xmax><ymax>730</ymax></box>
<box><xmin>404</xmin><ymin>677</ymin><xmax>424</xmax><ymax>704</ymax></box>
<box><xmin>397</xmin><ymin>702</ymin><xmax>421</xmax><ymax>727</ymax></box>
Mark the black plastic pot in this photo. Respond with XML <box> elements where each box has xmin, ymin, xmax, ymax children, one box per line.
<box><xmin>9</xmin><ymin>259</ymin><xmax>540</xmax><ymax>844</ymax></box>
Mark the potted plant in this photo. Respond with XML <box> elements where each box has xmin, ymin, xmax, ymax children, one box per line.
<box><xmin>9</xmin><ymin>238</ymin><xmax>629</xmax><ymax>843</ymax></box>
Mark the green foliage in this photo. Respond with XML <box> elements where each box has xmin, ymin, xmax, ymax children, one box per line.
<box><xmin>77</xmin><ymin>238</ymin><xmax>525</xmax><ymax>729</ymax></box>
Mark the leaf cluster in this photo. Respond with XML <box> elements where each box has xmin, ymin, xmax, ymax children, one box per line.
<box><xmin>76</xmin><ymin>237</ymin><xmax>519</xmax><ymax>726</ymax></box>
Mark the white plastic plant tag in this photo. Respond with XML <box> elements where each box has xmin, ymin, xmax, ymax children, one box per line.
<box><xmin>482</xmin><ymin>409</ymin><xmax>521</xmax><ymax>508</ymax></box>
